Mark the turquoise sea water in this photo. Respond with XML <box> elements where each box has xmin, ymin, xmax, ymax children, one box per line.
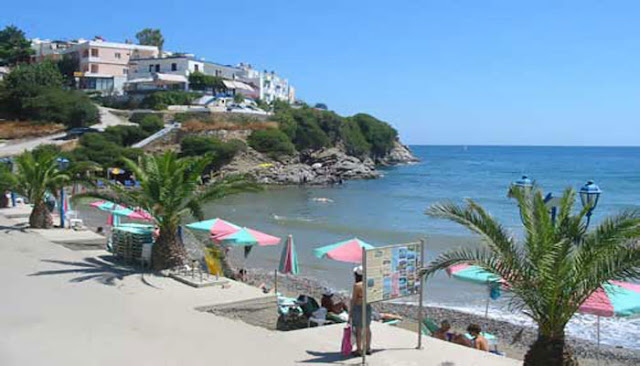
<box><xmin>199</xmin><ymin>145</ymin><xmax>640</xmax><ymax>349</ymax></box>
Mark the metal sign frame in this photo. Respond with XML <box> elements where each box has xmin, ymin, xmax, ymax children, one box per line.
<box><xmin>360</xmin><ymin>239</ymin><xmax>426</xmax><ymax>365</ymax></box>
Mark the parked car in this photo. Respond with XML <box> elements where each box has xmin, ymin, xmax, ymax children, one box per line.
<box><xmin>62</xmin><ymin>127</ymin><xmax>99</xmax><ymax>140</ymax></box>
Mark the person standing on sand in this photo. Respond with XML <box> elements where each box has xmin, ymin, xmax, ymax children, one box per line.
<box><xmin>349</xmin><ymin>266</ymin><xmax>372</xmax><ymax>356</ymax></box>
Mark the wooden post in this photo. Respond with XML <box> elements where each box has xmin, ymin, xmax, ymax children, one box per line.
<box><xmin>417</xmin><ymin>238</ymin><xmax>425</xmax><ymax>349</ymax></box>
<box><xmin>361</xmin><ymin>246</ymin><xmax>367</xmax><ymax>366</ymax></box>
<box><xmin>274</xmin><ymin>269</ymin><xmax>278</xmax><ymax>295</ymax></box>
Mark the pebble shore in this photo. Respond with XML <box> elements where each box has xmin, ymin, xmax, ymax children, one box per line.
<box><xmin>243</xmin><ymin>267</ymin><xmax>640</xmax><ymax>366</ymax></box>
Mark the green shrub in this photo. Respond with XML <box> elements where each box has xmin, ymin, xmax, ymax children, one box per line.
<box><xmin>141</xmin><ymin>91</ymin><xmax>200</xmax><ymax>110</ymax></box>
<box><xmin>138</xmin><ymin>114</ymin><xmax>164</xmax><ymax>134</ymax></box>
<box><xmin>247</xmin><ymin>129</ymin><xmax>296</xmax><ymax>158</ymax></box>
<box><xmin>74</xmin><ymin>133</ymin><xmax>125</xmax><ymax>167</ymax></box>
<box><xmin>180</xmin><ymin>136</ymin><xmax>245</xmax><ymax>170</ymax></box>
<box><xmin>351</xmin><ymin>113</ymin><xmax>397</xmax><ymax>158</ymax></box>
<box><xmin>129</xmin><ymin>112</ymin><xmax>153</xmax><ymax>124</ymax></box>
<box><xmin>21</xmin><ymin>88</ymin><xmax>99</xmax><ymax>128</ymax></box>
<box><xmin>103</xmin><ymin>125</ymin><xmax>149</xmax><ymax>146</ymax></box>
<box><xmin>340</xmin><ymin>120</ymin><xmax>371</xmax><ymax>158</ymax></box>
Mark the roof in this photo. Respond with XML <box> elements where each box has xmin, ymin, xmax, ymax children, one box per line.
<box><xmin>155</xmin><ymin>73</ymin><xmax>187</xmax><ymax>83</ymax></box>
<box><xmin>222</xmin><ymin>80</ymin><xmax>254</xmax><ymax>91</ymax></box>
<box><xmin>70</xmin><ymin>40</ymin><xmax>158</xmax><ymax>52</ymax></box>
<box><xmin>130</xmin><ymin>55</ymin><xmax>242</xmax><ymax>70</ymax></box>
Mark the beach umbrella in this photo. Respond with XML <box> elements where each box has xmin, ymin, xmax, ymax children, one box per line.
<box><xmin>279</xmin><ymin>235</ymin><xmax>299</xmax><ymax>275</ymax></box>
<box><xmin>111</xmin><ymin>207</ymin><xmax>153</xmax><ymax>221</ymax></box>
<box><xmin>214</xmin><ymin>227</ymin><xmax>281</xmax><ymax>247</ymax></box>
<box><xmin>90</xmin><ymin>200</ymin><xmax>126</xmax><ymax>212</ymax></box>
<box><xmin>313</xmin><ymin>238</ymin><xmax>375</xmax><ymax>264</ymax></box>
<box><xmin>446</xmin><ymin>264</ymin><xmax>504</xmax><ymax>318</ymax></box>
<box><xmin>578</xmin><ymin>281</ymin><xmax>640</xmax><ymax>362</ymax></box>
<box><xmin>185</xmin><ymin>218</ymin><xmax>241</xmax><ymax>237</ymax></box>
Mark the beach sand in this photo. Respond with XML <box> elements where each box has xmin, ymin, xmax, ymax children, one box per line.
<box><xmin>0</xmin><ymin>210</ymin><xmax>519</xmax><ymax>366</ymax></box>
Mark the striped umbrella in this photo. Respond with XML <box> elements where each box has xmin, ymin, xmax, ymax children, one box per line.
<box><xmin>111</xmin><ymin>207</ymin><xmax>153</xmax><ymax>221</ymax></box>
<box><xmin>447</xmin><ymin>263</ymin><xmax>640</xmax><ymax>357</ymax></box>
<box><xmin>185</xmin><ymin>218</ymin><xmax>241</xmax><ymax>237</ymax></box>
<box><xmin>279</xmin><ymin>235</ymin><xmax>299</xmax><ymax>275</ymax></box>
<box><xmin>313</xmin><ymin>238</ymin><xmax>375</xmax><ymax>263</ymax></box>
<box><xmin>214</xmin><ymin>227</ymin><xmax>281</xmax><ymax>247</ymax></box>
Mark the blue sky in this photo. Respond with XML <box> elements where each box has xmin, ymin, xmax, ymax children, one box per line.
<box><xmin>3</xmin><ymin>1</ymin><xmax>639</xmax><ymax>146</ymax></box>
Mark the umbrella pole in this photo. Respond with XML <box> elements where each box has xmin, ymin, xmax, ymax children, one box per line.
<box><xmin>274</xmin><ymin>269</ymin><xmax>278</xmax><ymax>295</ymax></box>
<box><xmin>597</xmin><ymin>316</ymin><xmax>600</xmax><ymax>366</ymax></box>
<box><xmin>484</xmin><ymin>292</ymin><xmax>490</xmax><ymax>319</ymax></box>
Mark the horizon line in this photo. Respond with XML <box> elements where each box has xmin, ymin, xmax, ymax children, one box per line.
<box><xmin>406</xmin><ymin>144</ymin><xmax>640</xmax><ymax>148</ymax></box>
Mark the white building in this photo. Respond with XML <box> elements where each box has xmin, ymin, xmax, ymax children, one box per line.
<box><xmin>126</xmin><ymin>55</ymin><xmax>295</xmax><ymax>104</ymax></box>
<box><xmin>0</xmin><ymin>66</ymin><xmax>9</xmax><ymax>81</ymax></box>
<box><xmin>31</xmin><ymin>38</ymin><xmax>76</xmax><ymax>62</ymax></box>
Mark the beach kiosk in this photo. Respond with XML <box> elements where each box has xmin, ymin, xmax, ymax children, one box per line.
<box><xmin>360</xmin><ymin>239</ymin><xmax>426</xmax><ymax>365</ymax></box>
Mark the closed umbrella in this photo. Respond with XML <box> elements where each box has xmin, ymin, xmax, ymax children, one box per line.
<box><xmin>279</xmin><ymin>235</ymin><xmax>299</xmax><ymax>275</ymax></box>
<box><xmin>313</xmin><ymin>238</ymin><xmax>375</xmax><ymax>264</ymax></box>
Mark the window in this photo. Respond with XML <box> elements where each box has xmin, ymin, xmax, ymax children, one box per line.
<box><xmin>155</xmin><ymin>64</ymin><xmax>160</xmax><ymax>72</ymax></box>
<box><xmin>171</xmin><ymin>63</ymin><xmax>177</xmax><ymax>71</ymax></box>
<box><xmin>123</xmin><ymin>68</ymin><xmax>128</xmax><ymax>75</ymax></box>
<box><xmin>82</xmin><ymin>49</ymin><xmax>89</xmax><ymax>58</ymax></box>
<box><xmin>194</xmin><ymin>64</ymin><xmax>199</xmax><ymax>72</ymax></box>
<box><xmin>90</xmin><ymin>64</ymin><xmax>99</xmax><ymax>73</ymax></box>
<box><xmin>91</xmin><ymin>48</ymin><xmax>99</xmax><ymax>57</ymax></box>
<box><xmin>115</xmin><ymin>52</ymin><xmax>121</xmax><ymax>59</ymax></box>
<box><xmin>149</xmin><ymin>64</ymin><xmax>154</xmax><ymax>72</ymax></box>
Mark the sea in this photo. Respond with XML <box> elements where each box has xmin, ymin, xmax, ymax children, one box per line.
<box><xmin>198</xmin><ymin>145</ymin><xmax>640</xmax><ymax>349</ymax></box>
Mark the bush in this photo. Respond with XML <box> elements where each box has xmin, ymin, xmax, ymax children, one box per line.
<box><xmin>21</xmin><ymin>88</ymin><xmax>99</xmax><ymax>128</ymax></box>
<box><xmin>141</xmin><ymin>91</ymin><xmax>200</xmax><ymax>110</ymax></box>
<box><xmin>138</xmin><ymin>114</ymin><xmax>164</xmax><ymax>134</ymax></box>
<box><xmin>103</xmin><ymin>125</ymin><xmax>149</xmax><ymax>146</ymax></box>
<box><xmin>180</xmin><ymin>136</ymin><xmax>245</xmax><ymax>170</ymax></box>
<box><xmin>129</xmin><ymin>112</ymin><xmax>153</xmax><ymax>124</ymax></box>
<box><xmin>340</xmin><ymin>120</ymin><xmax>371</xmax><ymax>158</ymax></box>
<box><xmin>247</xmin><ymin>129</ymin><xmax>296</xmax><ymax>158</ymax></box>
<box><xmin>73</xmin><ymin>133</ymin><xmax>125</xmax><ymax>166</ymax></box>
<box><xmin>351</xmin><ymin>113</ymin><xmax>397</xmax><ymax>158</ymax></box>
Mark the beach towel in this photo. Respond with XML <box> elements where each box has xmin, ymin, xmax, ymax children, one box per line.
<box><xmin>341</xmin><ymin>326</ymin><xmax>352</xmax><ymax>357</ymax></box>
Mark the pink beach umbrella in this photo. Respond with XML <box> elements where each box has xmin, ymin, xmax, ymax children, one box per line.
<box><xmin>313</xmin><ymin>238</ymin><xmax>375</xmax><ymax>264</ymax></box>
<box><xmin>213</xmin><ymin>227</ymin><xmax>281</xmax><ymax>247</ymax></box>
<box><xmin>279</xmin><ymin>235</ymin><xmax>300</xmax><ymax>275</ymax></box>
<box><xmin>185</xmin><ymin>218</ymin><xmax>241</xmax><ymax>237</ymax></box>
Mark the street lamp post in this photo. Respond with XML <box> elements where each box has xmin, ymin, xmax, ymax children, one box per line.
<box><xmin>579</xmin><ymin>180</ymin><xmax>602</xmax><ymax>230</ymax></box>
<box><xmin>509</xmin><ymin>177</ymin><xmax>601</xmax><ymax>229</ymax></box>
<box><xmin>56</xmin><ymin>158</ymin><xmax>70</xmax><ymax>228</ymax></box>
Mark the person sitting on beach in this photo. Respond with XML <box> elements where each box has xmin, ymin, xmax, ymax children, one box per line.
<box><xmin>237</xmin><ymin>268</ymin><xmax>247</xmax><ymax>282</ymax></box>
<box><xmin>467</xmin><ymin>324</ymin><xmax>490</xmax><ymax>352</ymax></box>
<box><xmin>432</xmin><ymin>320</ymin><xmax>452</xmax><ymax>341</ymax></box>
<box><xmin>349</xmin><ymin>266</ymin><xmax>372</xmax><ymax>357</ymax></box>
<box><xmin>321</xmin><ymin>289</ymin><xmax>348</xmax><ymax>315</ymax></box>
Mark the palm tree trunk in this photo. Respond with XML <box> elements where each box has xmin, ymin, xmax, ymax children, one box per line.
<box><xmin>152</xmin><ymin>225</ymin><xmax>188</xmax><ymax>270</ymax></box>
<box><xmin>29</xmin><ymin>201</ymin><xmax>53</xmax><ymax>229</ymax></box>
<box><xmin>524</xmin><ymin>333</ymin><xmax>579</xmax><ymax>366</ymax></box>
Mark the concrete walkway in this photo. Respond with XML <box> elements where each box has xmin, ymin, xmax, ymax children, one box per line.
<box><xmin>0</xmin><ymin>211</ymin><xmax>521</xmax><ymax>366</ymax></box>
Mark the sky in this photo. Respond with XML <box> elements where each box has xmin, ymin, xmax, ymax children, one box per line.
<box><xmin>3</xmin><ymin>1</ymin><xmax>640</xmax><ymax>146</ymax></box>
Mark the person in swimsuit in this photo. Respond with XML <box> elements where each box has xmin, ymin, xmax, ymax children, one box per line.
<box><xmin>349</xmin><ymin>266</ymin><xmax>372</xmax><ymax>356</ymax></box>
<box><xmin>467</xmin><ymin>324</ymin><xmax>490</xmax><ymax>352</ymax></box>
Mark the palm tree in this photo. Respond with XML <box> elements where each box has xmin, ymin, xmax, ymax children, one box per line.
<box><xmin>10</xmin><ymin>151</ymin><xmax>70</xmax><ymax>228</ymax></box>
<box><xmin>79</xmin><ymin>151</ymin><xmax>260</xmax><ymax>270</ymax></box>
<box><xmin>424</xmin><ymin>187</ymin><xmax>640</xmax><ymax>366</ymax></box>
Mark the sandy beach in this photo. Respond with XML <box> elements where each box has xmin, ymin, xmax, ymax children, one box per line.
<box><xmin>0</xmin><ymin>208</ymin><xmax>520</xmax><ymax>366</ymax></box>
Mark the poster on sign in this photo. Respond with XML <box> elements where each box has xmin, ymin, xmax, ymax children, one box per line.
<box><xmin>364</xmin><ymin>242</ymin><xmax>423</xmax><ymax>303</ymax></box>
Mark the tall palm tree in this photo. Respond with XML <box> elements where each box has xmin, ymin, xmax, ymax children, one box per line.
<box><xmin>424</xmin><ymin>187</ymin><xmax>640</xmax><ymax>366</ymax></box>
<box><xmin>79</xmin><ymin>151</ymin><xmax>260</xmax><ymax>270</ymax></box>
<box><xmin>10</xmin><ymin>151</ymin><xmax>70</xmax><ymax>228</ymax></box>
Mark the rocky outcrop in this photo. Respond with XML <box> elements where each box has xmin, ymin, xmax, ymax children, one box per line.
<box><xmin>220</xmin><ymin>147</ymin><xmax>380</xmax><ymax>185</ymax></box>
<box><xmin>379</xmin><ymin>140</ymin><xmax>420</xmax><ymax>165</ymax></box>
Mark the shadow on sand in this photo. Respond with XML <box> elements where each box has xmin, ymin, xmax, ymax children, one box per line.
<box><xmin>0</xmin><ymin>222</ymin><xmax>29</xmax><ymax>233</ymax></box>
<box><xmin>298</xmin><ymin>349</ymin><xmax>386</xmax><ymax>364</ymax></box>
<box><xmin>29</xmin><ymin>255</ymin><xmax>157</xmax><ymax>287</ymax></box>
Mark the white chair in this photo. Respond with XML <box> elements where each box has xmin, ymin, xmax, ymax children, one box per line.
<box><xmin>308</xmin><ymin>307</ymin><xmax>328</xmax><ymax>327</ymax></box>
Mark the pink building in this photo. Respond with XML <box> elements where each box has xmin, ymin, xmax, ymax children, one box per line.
<box><xmin>64</xmin><ymin>39</ymin><xmax>158</xmax><ymax>94</ymax></box>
